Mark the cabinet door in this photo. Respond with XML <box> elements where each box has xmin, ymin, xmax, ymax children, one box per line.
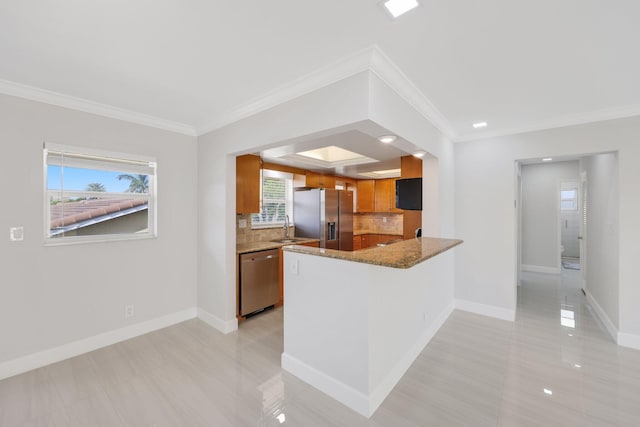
<box><xmin>374</xmin><ymin>179</ymin><xmax>402</xmax><ymax>213</ymax></box>
<box><xmin>374</xmin><ymin>179</ymin><xmax>392</xmax><ymax>212</ymax></box>
<box><xmin>360</xmin><ymin>234</ymin><xmax>370</xmax><ymax>248</ymax></box>
<box><xmin>356</xmin><ymin>180</ymin><xmax>375</xmax><ymax>212</ymax></box>
<box><xmin>236</xmin><ymin>154</ymin><xmax>261</xmax><ymax>214</ymax></box>
<box><xmin>306</xmin><ymin>172</ymin><xmax>336</xmax><ymax>188</ymax></box>
<box><xmin>353</xmin><ymin>235</ymin><xmax>362</xmax><ymax>250</ymax></box>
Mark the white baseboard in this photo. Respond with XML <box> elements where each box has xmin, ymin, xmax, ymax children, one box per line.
<box><xmin>584</xmin><ymin>290</ymin><xmax>618</xmax><ymax>342</ymax></box>
<box><xmin>282</xmin><ymin>302</ymin><xmax>455</xmax><ymax>418</ymax></box>
<box><xmin>521</xmin><ymin>264</ymin><xmax>561</xmax><ymax>274</ymax></box>
<box><xmin>455</xmin><ymin>299</ymin><xmax>516</xmax><ymax>322</ymax></box>
<box><xmin>368</xmin><ymin>302</ymin><xmax>454</xmax><ymax>415</ymax></box>
<box><xmin>197</xmin><ymin>307</ymin><xmax>238</xmax><ymax>334</ymax></box>
<box><xmin>0</xmin><ymin>307</ymin><xmax>197</xmax><ymax>381</ymax></box>
<box><xmin>617</xmin><ymin>332</ymin><xmax>640</xmax><ymax>350</ymax></box>
<box><xmin>282</xmin><ymin>353</ymin><xmax>371</xmax><ymax>417</ymax></box>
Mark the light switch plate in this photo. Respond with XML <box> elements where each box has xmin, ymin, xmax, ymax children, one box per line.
<box><xmin>291</xmin><ymin>260</ymin><xmax>299</xmax><ymax>276</ymax></box>
<box><xmin>9</xmin><ymin>226</ymin><xmax>24</xmax><ymax>241</ymax></box>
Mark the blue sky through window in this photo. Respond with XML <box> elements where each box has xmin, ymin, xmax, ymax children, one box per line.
<box><xmin>47</xmin><ymin>166</ymin><xmax>135</xmax><ymax>192</ymax></box>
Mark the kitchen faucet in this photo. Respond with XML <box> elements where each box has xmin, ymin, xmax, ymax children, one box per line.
<box><xmin>284</xmin><ymin>214</ymin><xmax>290</xmax><ymax>238</ymax></box>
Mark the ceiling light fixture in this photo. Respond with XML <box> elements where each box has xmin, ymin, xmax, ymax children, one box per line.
<box><xmin>542</xmin><ymin>157</ymin><xmax>553</xmax><ymax>162</ymax></box>
<box><xmin>377</xmin><ymin>135</ymin><xmax>397</xmax><ymax>144</ymax></box>
<box><xmin>413</xmin><ymin>151</ymin><xmax>426</xmax><ymax>158</ymax></box>
<box><xmin>472</xmin><ymin>122</ymin><xmax>488</xmax><ymax>129</ymax></box>
<box><xmin>383</xmin><ymin>0</ymin><xmax>420</xmax><ymax>18</ymax></box>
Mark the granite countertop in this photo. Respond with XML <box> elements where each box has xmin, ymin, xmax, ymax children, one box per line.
<box><xmin>236</xmin><ymin>238</ymin><xmax>319</xmax><ymax>254</ymax></box>
<box><xmin>283</xmin><ymin>237</ymin><xmax>462</xmax><ymax>269</ymax></box>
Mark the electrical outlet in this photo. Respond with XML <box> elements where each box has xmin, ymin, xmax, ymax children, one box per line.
<box><xmin>9</xmin><ymin>226</ymin><xmax>24</xmax><ymax>241</ymax></box>
<box><xmin>125</xmin><ymin>305</ymin><xmax>135</xmax><ymax>318</ymax></box>
<box><xmin>238</xmin><ymin>219</ymin><xmax>247</xmax><ymax>228</ymax></box>
<box><xmin>383</xmin><ymin>217</ymin><xmax>387</xmax><ymax>223</ymax></box>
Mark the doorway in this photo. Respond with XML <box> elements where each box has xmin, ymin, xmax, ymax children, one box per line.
<box><xmin>559</xmin><ymin>180</ymin><xmax>581</xmax><ymax>271</ymax></box>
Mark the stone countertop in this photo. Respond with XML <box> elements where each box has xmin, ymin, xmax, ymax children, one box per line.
<box><xmin>283</xmin><ymin>237</ymin><xmax>462</xmax><ymax>269</ymax></box>
<box><xmin>236</xmin><ymin>238</ymin><xmax>319</xmax><ymax>254</ymax></box>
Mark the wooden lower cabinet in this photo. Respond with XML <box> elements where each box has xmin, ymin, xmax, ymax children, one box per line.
<box><xmin>353</xmin><ymin>234</ymin><xmax>403</xmax><ymax>250</ymax></box>
<box><xmin>353</xmin><ymin>235</ymin><xmax>362</xmax><ymax>250</ymax></box>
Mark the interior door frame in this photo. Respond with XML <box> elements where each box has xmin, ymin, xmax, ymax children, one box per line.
<box><xmin>580</xmin><ymin>170</ymin><xmax>588</xmax><ymax>291</ymax></box>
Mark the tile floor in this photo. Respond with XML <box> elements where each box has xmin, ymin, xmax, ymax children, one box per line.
<box><xmin>1</xmin><ymin>269</ymin><xmax>640</xmax><ymax>426</ymax></box>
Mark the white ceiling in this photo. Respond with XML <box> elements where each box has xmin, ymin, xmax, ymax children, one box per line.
<box><xmin>2</xmin><ymin>1</ymin><xmax>639</xmax><ymax>141</ymax></box>
<box><xmin>261</xmin><ymin>128</ymin><xmax>423</xmax><ymax>178</ymax></box>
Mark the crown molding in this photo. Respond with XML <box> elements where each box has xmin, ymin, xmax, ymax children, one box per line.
<box><xmin>196</xmin><ymin>45</ymin><xmax>376</xmax><ymax>135</ymax></box>
<box><xmin>367</xmin><ymin>46</ymin><xmax>456</xmax><ymax>139</ymax></box>
<box><xmin>196</xmin><ymin>45</ymin><xmax>457</xmax><ymax>140</ymax></box>
<box><xmin>0</xmin><ymin>78</ymin><xmax>197</xmax><ymax>136</ymax></box>
<box><xmin>454</xmin><ymin>104</ymin><xmax>640</xmax><ymax>142</ymax></box>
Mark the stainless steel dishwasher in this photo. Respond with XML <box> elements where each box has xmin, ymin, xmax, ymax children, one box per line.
<box><xmin>239</xmin><ymin>249</ymin><xmax>280</xmax><ymax>316</ymax></box>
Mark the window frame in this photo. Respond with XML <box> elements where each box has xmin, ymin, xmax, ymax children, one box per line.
<box><xmin>251</xmin><ymin>169</ymin><xmax>294</xmax><ymax>229</ymax></box>
<box><xmin>43</xmin><ymin>142</ymin><xmax>158</xmax><ymax>246</ymax></box>
<box><xmin>560</xmin><ymin>188</ymin><xmax>579</xmax><ymax>212</ymax></box>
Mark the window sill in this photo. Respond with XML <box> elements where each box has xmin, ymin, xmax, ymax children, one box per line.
<box><xmin>251</xmin><ymin>223</ymin><xmax>294</xmax><ymax>230</ymax></box>
<box><xmin>44</xmin><ymin>232</ymin><xmax>156</xmax><ymax>247</ymax></box>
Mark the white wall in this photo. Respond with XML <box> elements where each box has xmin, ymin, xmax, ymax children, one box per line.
<box><xmin>521</xmin><ymin>161</ymin><xmax>579</xmax><ymax>271</ymax></box>
<box><xmin>0</xmin><ymin>94</ymin><xmax>198</xmax><ymax>370</ymax></box>
<box><xmin>197</xmin><ymin>73</ymin><xmax>371</xmax><ymax>328</ymax></box>
<box><xmin>282</xmin><ymin>249</ymin><xmax>455</xmax><ymax>417</ymax></box>
<box><xmin>455</xmin><ymin>116</ymin><xmax>640</xmax><ymax>347</ymax></box>
<box><xmin>584</xmin><ymin>153</ymin><xmax>619</xmax><ymax>329</ymax></box>
<box><xmin>197</xmin><ymin>71</ymin><xmax>456</xmax><ymax>328</ymax></box>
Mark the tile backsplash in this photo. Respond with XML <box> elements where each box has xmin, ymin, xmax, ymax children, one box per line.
<box><xmin>236</xmin><ymin>212</ymin><xmax>403</xmax><ymax>243</ymax></box>
<box><xmin>236</xmin><ymin>214</ymin><xmax>294</xmax><ymax>244</ymax></box>
<box><xmin>354</xmin><ymin>213</ymin><xmax>403</xmax><ymax>235</ymax></box>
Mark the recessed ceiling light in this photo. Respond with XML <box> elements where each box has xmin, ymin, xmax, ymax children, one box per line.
<box><xmin>413</xmin><ymin>151</ymin><xmax>426</xmax><ymax>158</ymax></box>
<box><xmin>543</xmin><ymin>388</ymin><xmax>553</xmax><ymax>395</ymax></box>
<box><xmin>542</xmin><ymin>158</ymin><xmax>553</xmax><ymax>162</ymax></box>
<box><xmin>377</xmin><ymin>135</ymin><xmax>397</xmax><ymax>144</ymax></box>
<box><xmin>383</xmin><ymin>0</ymin><xmax>419</xmax><ymax>18</ymax></box>
<box><xmin>472</xmin><ymin>122</ymin><xmax>488</xmax><ymax>129</ymax></box>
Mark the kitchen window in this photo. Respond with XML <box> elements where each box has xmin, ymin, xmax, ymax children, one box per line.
<box><xmin>251</xmin><ymin>169</ymin><xmax>293</xmax><ymax>228</ymax></box>
<box><xmin>44</xmin><ymin>143</ymin><xmax>157</xmax><ymax>244</ymax></box>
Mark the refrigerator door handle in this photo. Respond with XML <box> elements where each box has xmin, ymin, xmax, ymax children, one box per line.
<box><xmin>327</xmin><ymin>222</ymin><xmax>337</xmax><ymax>241</ymax></box>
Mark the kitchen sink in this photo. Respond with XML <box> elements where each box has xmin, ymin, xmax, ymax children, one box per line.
<box><xmin>270</xmin><ymin>238</ymin><xmax>305</xmax><ymax>243</ymax></box>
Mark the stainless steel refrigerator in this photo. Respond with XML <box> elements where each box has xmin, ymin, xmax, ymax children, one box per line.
<box><xmin>293</xmin><ymin>188</ymin><xmax>353</xmax><ymax>251</ymax></box>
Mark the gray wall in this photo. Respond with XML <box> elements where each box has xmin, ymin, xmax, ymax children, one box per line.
<box><xmin>0</xmin><ymin>94</ymin><xmax>198</xmax><ymax>365</ymax></box>
<box><xmin>584</xmin><ymin>153</ymin><xmax>619</xmax><ymax>327</ymax></box>
<box><xmin>521</xmin><ymin>161</ymin><xmax>579</xmax><ymax>270</ymax></box>
<box><xmin>455</xmin><ymin>115</ymin><xmax>638</xmax><ymax>344</ymax></box>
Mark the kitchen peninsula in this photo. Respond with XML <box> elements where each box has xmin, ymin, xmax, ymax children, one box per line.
<box><xmin>281</xmin><ymin>237</ymin><xmax>462</xmax><ymax>417</ymax></box>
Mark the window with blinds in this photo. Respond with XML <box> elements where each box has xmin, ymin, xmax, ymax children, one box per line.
<box><xmin>251</xmin><ymin>169</ymin><xmax>294</xmax><ymax>228</ymax></box>
<box><xmin>560</xmin><ymin>188</ymin><xmax>578</xmax><ymax>211</ymax></box>
<box><xmin>44</xmin><ymin>143</ymin><xmax>157</xmax><ymax>243</ymax></box>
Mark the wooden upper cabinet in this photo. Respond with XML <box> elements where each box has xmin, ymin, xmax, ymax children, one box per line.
<box><xmin>374</xmin><ymin>178</ymin><xmax>402</xmax><ymax>213</ymax></box>
<box><xmin>306</xmin><ymin>171</ymin><xmax>336</xmax><ymax>188</ymax></box>
<box><xmin>401</xmin><ymin>155</ymin><xmax>422</xmax><ymax>179</ymax></box>
<box><xmin>400</xmin><ymin>155</ymin><xmax>422</xmax><ymax>239</ymax></box>
<box><xmin>236</xmin><ymin>154</ymin><xmax>261</xmax><ymax>214</ymax></box>
<box><xmin>356</xmin><ymin>180</ymin><xmax>375</xmax><ymax>212</ymax></box>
